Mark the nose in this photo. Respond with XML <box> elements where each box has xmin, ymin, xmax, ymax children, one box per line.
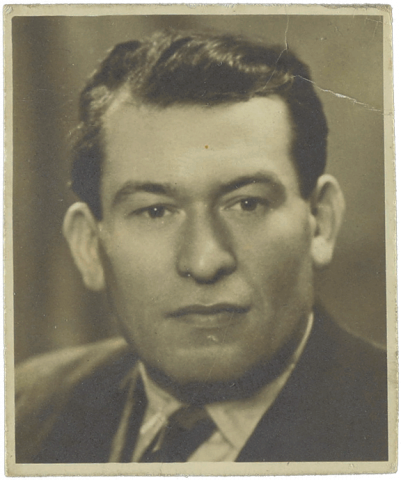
<box><xmin>176</xmin><ymin>211</ymin><xmax>237</xmax><ymax>284</ymax></box>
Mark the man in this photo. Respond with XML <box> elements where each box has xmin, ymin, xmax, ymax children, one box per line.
<box><xmin>15</xmin><ymin>29</ymin><xmax>388</xmax><ymax>463</ymax></box>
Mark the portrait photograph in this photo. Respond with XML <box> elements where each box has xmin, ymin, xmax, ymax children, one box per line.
<box><xmin>4</xmin><ymin>3</ymin><xmax>397</xmax><ymax>476</ymax></box>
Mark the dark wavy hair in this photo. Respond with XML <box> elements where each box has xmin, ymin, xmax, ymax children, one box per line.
<box><xmin>71</xmin><ymin>30</ymin><xmax>328</xmax><ymax>219</ymax></box>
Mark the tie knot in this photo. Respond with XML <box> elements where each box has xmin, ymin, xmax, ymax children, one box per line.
<box><xmin>169</xmin><ymin>405</ymin><xmax>211</xmax><ymax>430</ymax></box>
<box><xmin>140</xmin><ymin>405</ymin><xmax>216</xmax><ymax>462</ymax></box>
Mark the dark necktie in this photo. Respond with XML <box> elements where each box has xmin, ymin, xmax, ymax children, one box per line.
<box><xmin>139</xmin><ymin>405</ymin><xmax>216</xmax><ymax>463</ymax></box>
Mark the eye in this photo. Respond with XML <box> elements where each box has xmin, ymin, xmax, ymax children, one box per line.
<box><xmin>228</xmin><ymin>197</ymin><xmax>268</xmax><ymax>213</ymax></box>
<box><xmin>239</xmin><ymin>198</ymin><xmax>260</xmax><ymax>212</ymax></box>
<box><xmin>129</xmin><ymin>204</ymin><xmax>173</xmax><ymax>220</ymax></box>
<box><xmin>146</xmin><ymin>205</ymin><xmax>167</xmax><ymax>219</ymax></box>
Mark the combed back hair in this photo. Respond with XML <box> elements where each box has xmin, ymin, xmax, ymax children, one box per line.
<box><xmin>71</xmin><ymin>30</ymin><xmax>328</xmax><ymax>218</ymax></box>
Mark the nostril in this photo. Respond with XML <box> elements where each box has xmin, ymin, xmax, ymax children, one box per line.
<box><xmin>180</xmin><ymin>261</ymin><xmax>236</xmax><ymax>285</ymax></box>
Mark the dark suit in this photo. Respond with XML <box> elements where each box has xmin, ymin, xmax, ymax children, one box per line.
<box><xmin>15</xmin><ymin>309</ymin><xmax>388</xmax><ymax>463</ymax></box>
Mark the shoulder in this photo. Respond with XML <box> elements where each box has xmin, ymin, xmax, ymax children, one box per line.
<box><xmin>293</xmin><ymin>308</ymin><xmax>388</xmax><ymax>459</ymax></box>
<box><xmin>16</xmin><ymin>337</ymin><xmax>130</xmax><ymax>407</ymax></box>
<box><xmin>309</xmin><ymin>308</ymin><xmax>387</xmax><ymax>390</ymax></box>
<box><xmin>239</xmin><ymin>309</ymin><xmax>388</xmax><ymax>462</ymax></box>
<box><xmin>15</xmin><ymin>337</ymin><xmax>132</xmax><ymax>462</ymax></box>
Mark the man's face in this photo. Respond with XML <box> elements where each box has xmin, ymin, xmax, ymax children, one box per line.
<box><xmin>97</xmin><ymin>96</ymin><xmax>316</xmax><ymax>384</ymax></box>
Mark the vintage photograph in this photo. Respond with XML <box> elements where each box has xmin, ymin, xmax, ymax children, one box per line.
<box><xmin>5</xmin><ymin>4</ymin><xmax>396</xmax><ymax>476</ymax></box>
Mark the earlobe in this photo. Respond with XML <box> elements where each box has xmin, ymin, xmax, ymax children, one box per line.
<box><xmin>310</xmin><ymin>174</ymin><xmax>345</xmax><ymax>269</ymax></box>
<box><xmin>62</xmin><ymin>202</ymin><xmax>106</xmax><ymax>291</ymax></box>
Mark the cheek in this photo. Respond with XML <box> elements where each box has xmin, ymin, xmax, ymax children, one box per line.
<box><xmin>99</xmin><ymin>236</ymin><xmax>171</xmax><ymax>312</ymax></box>
<box><xmin>242</xmin><ymin>223</ymin><xmax>313</xmax><ymax>351</ymax></box>
<box><xmin>100</xmin><ymin>248</ymin><xmax>167</xmax><ymax>352</ymax></box>
<box><xmin>103</xmin><ymin>229</ymin><xmax>171</xmax><ymax>278</ymax></box>
<box><xmin>245</xmin><ymin>215</ymin><xmax>312</xmax><ymax>284</ymax></box>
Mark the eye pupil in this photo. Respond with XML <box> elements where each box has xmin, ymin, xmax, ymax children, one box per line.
<box><xmin>241</xmin><ymin>198</ymin><xmax>258</xmax><ymax>211</ymax></box>
<box><xmin>149</xmin><ymin>206</ymin><xmax>165</xmax><ymax>218</ymax></box>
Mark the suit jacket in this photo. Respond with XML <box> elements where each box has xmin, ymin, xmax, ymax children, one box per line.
<box><xmin>15</xmin><ymin>309</ymin><xmax>388</xmax><ymax>463</ymax></box>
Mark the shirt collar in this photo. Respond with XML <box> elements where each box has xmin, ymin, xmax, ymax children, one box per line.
<box><xmin>138</xmin><ymin>361</ymin><xmax>182</xmax><ymax>435</ymax></box>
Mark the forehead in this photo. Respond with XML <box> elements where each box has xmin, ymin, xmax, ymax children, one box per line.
<box><xmin>101</xmin><ymin>96</ymin><xmax>297</xmax><ymax>198</ymax></box>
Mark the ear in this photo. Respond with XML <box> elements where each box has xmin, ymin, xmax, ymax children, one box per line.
<box><xmin>62</xmin><ymin>202</ymin><xmax>106</xmax><ymax>291</ymax></box>
<box><xmin>310</xmin><ymin>174</ymin><xmax>345</xmax><ymax>269</ymax></box>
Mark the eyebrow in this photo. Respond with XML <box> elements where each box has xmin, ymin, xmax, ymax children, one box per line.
<box><xmin>111</xmin><ymin>172</ymin><xmax>285</xmax><ymax>209</ymax></box>
<box><xmin>112</xmin><ymin>181</ymin><xmax>178</xmax><ymax>208</ymax></box>
<box><xmin>217</xmin><ymin>172</ymin><xmax>284</xmax><ymax>196</ymax></box>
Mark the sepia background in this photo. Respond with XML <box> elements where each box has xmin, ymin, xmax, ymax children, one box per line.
<box><xmin>13</xmin><ymin>15</ymin><xmax>385</xmax><ymax>363</ymax></box>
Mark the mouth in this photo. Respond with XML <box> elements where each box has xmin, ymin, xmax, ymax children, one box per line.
<box><xmin>167</xmin><ymin>303</ymin><xmax>250</xmax><ymax>329</ymax></box>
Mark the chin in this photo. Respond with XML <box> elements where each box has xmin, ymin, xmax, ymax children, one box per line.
<box><xmin>144</xmin><ymin>350</ymin><xmax>286</xmax><ymax>404</ymax></box>
<box><xmin>170</xmin><ymin>365</ymin><xmax>241</xmax><ymax>385</ymax></box>
<box><xmin>154</xmin><ymin>349</ymin><xmax>257</xmax><ymax>386</ymax></box>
